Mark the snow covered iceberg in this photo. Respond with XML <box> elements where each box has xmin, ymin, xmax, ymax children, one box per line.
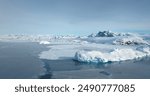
<box><xmin>39</xmin><ymin>41</ymin><xmax>50</xmax><ymax>45</ymax></box>
<box><xmin>113</xmin><ymin>36</ymin><xmax>149</xmax><ymax>45</ymax></box>
<box><xmin>74</xmin><ymin>47</ymin><xmax>150</xmax><ymax>63</ymax></box>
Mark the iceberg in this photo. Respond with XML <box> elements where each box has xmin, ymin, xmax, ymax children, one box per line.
<box><xmin>74</xmin><ymin>47</ymin><xmax>150</xmax><ymax>63</ymax></box>
<box><xmin>39</xmin><ymin>41</ymin><xmax>50</xmax><ymax>45</ymax></box>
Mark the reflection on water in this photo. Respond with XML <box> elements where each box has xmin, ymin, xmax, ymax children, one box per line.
<box><xmin>40</xmin><ymin>57</ymin><xmax>150</xmax><ymax>79</ymax></box>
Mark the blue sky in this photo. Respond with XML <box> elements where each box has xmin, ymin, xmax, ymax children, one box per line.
<box><xmin>0</xmin><ymin>0</ymin><xmax>150</xmax><ymax>35</ymax></box>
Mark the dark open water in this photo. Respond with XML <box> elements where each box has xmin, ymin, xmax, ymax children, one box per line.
<box><xmin>0</xmin><ymin>42</ymin><xmax>47</xmax><ymax>79</ymax></box>
<box><xmin>40</xmin><ymin>57</ymin><xmax>150</xmax><ymax>79</ymax></box>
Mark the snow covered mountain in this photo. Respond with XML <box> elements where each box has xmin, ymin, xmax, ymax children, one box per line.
<box><xmin>88</xmin><ymin>30</ymin><xmax>134</xmax><ymax>37</ymax></box>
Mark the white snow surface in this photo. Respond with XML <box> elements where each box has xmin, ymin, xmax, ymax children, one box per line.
<box><xmin>39</xmin><ymin>41</ymin><xmax>50</xmax><ymax>44</ymax></box>
<box><xmin>39</xmin><ymin>44</ymin><xmax>79</xmax><ymax>60</ymax></box>
<box><xmin>74</xmin><ymin>47</ymin><xmax>150</xmax><ymax>63</ymax></box>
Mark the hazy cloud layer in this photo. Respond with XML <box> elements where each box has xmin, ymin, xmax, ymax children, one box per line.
<box><xmin>0</xmin><ymin>0</ymin><xmax>150</xmax><ymax>35</ymax></box>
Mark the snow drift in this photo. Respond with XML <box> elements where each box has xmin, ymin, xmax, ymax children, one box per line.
<box><xmin>74</xmin><ymin>47</ymin><xmax>150</xmax><ymax>63</ymax></box>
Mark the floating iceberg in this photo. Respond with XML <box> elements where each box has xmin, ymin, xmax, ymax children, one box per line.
<box><xmin>74</xmin><ymin>47</ymin><xmax>150</xmax><ymax>63</ymax></box>
<box><xmin>39</xmin><ymin>41</ymin><xmax>50</xmax><ymax>44</ymax></box>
